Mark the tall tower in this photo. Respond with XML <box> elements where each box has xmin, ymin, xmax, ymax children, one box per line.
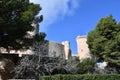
<box><xmin>62</xmin><ymin>41</ymin><xmax>71</xmax><ymax>60</ymax></box>
<box><xmin>76</xmin><ymin>36</ymin><xmax>91</xmax><ymax>60</ymax></box>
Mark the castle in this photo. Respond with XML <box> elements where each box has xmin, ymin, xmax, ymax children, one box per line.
<box><xmin>0</xmin><ymin>23</ymin><xmax>91</xmax><ymax>79</ymax></box>
<box><xmin>0</xmin><ymin>36</ymin><xmax>91</xmax><ymax>61</ymax></box>
<box><xmin>0</xmin><ymin>22</ymin><xmax>91</xmax><ymax>61</ymax></box>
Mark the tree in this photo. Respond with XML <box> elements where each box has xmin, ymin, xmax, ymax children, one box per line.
<box><xmin>0</xmin><ymin>0</ymin><xmax>43</xmax><ymax>52</ymax></box>
<box><xmin>11</xmin><ymin>41</ymin><xmax>78</xmax><ymax>79</ymax></box>
<box><xmin>77</xmin><ymin>58</ymin><xmax>96</xmax><ymax>74</ymax></box>
<box><xmin>34</xmin><ymin>32</ymin><xmax>46</xmax><ymax>42</ymax></box>
<box><xmin>87</xmin><ymin>15</ymin><xmax>120</xmax><ymax>70</ymax></box>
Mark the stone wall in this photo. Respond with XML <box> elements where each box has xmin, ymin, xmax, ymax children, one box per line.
<box><xmin>0</xmin><ymin>40</ymin><xmax>64</xmax><ymax>58</ymax></box>
<box><xmin>62</xmin><ymin>41</ymin><xmax>71</xmax><ymax>59</ymax></box>
<box><xmin>33</xmin><ymin>41</ymin><xmax>64</xmax><ymax>58</ymax></box>
<box><xmin>48</xmin><ymin>41</ymin><xmax>64</xmax><ymax>57</ymax></box>
<box><xmin>0</xmin><ymin>47</ymin><xmax>33</xmax><ymax>57</ymax></box>
<box><xmin>0</xmin><ymin>35</ymin><xmax>92</xmax><ymax>61</ymax></box>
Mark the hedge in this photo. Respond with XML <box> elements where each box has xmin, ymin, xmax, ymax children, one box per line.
<box><xmin>41</xmin><ymin>74</ymin><xmax>120</xmax><ymax>80</ymax></box>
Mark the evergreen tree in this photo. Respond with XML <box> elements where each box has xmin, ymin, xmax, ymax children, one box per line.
<box><xmin>0</xmin><ymin>0</ymin><xmax>42</xmax><ymax>52</ymax></box>
<box><xmin>87</xmin><ymin>15</ymin><xmax>120</xmax><ymax>69</ymax></box>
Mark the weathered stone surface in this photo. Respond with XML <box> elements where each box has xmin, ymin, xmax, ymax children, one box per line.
<box><xmin>0</xmin><ymin>40</ymin><xmax>64</xmax><ymax>58</ymax></box>
<box><xmin>48</xmin><ymin>41</ymin><xmax>64</xmax><ymax>57</ymax></box>
<box><xmin>33</xmin><ymin>41</ymin><xmax>64</xmax><ymax>58</ymax></box>
<box><xmin>76</xmin><ymin>36</ymin><xmax>91</xmax><ymax>60</ymax></box>
<box><xmin>62</xmin><ymin>41</ymin><xmax>71</xmax><ymax>59</ymax></box>
<box><xmin>1</xmin><ymin>35</ymin><xmax>92</xmax><ymax>61</ymax></box>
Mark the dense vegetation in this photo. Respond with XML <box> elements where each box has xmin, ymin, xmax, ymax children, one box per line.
<box><xmin>77</xmin><ymin>58</ymin><xmax>96</xmax><ymax>74</ymax></box>
<box><xmin>41</xmin><ymin>74</ymin><xmax>120</xmax><ymax>80</ymax></box>
<box><xmin>87</xmin><ymin>15</ymin><xmax>120</xmax><ymax>70</ymax></box>
<box><xmin>1</xmin><ymin>0</ymin><xmax>120</xmax><ymax>79</ymax></box>
<box><xmin>0</xmin><ymin>0</ymin><xmax>42</xmax><ymax>52</ymax></box>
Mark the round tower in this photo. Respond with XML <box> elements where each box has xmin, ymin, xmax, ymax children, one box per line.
<box><xmin>76</xmin><ymin>36</ymin><xmax>91</xmax><ymax>60</ymax></box>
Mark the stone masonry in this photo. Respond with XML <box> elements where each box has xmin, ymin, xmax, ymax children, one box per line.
<box><xmin>62</xmin><ymin>41</ymin><xmax>71</xmax><ymax>60</ymax></box>
<box><xmin>76</xmin><ymin>36</ymin><xmax>91</xmax><ymax>60</ymax></box>
<box><xmin>48</xmin><ymin>41</ymin><xmax>64</xmax><ymax>57</ymax></box>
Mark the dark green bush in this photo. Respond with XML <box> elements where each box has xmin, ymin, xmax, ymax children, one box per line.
<box><xmin>41</xmin><ymin>74</ymin><xmax>120</xmax><ymax>80</ymax></box>
<box><xmin>77</xmin><ymin>58</ymin><xmax>96</xmax><ymax>74</ymax></box>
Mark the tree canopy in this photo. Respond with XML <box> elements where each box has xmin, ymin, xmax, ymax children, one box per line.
<box><xmin>0</xmin><ymin>0</ymin><xmax>42</xmax><ymax>52</ymax></box>
<box><xmin>87</xmin><ymin>15</ymin><xmax>120</xmax><ymax>68</ymax></box>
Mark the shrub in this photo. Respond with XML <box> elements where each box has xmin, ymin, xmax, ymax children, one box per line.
<box><xmin>41</xmin><ymin>74</ymin><xmax>120</xmax><ymax>80</ymax></box>
<box><xmin>77</xmin><ymin>58</ymin><xmax>96</xmax><ymax>74</ymax></box>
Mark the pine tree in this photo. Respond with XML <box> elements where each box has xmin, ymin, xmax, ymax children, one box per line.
<box><xmin>0</xmin><ymin>0</ymin><xmax>42</xmax><ymax>52</ymax></box>
<box><xmin>87</xmin><ymin>15</ymin><xmax>120</xmax><ymax>69</ymax></box>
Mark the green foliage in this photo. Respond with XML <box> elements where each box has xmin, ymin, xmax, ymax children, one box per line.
<box><xmin>0</xmin><ymin>0</ymin><xmax>42</xmax><ymax>51</ymax></box>
<box><xmin>41</xmin><ymin>74</ymin><xmax>120</xmax><ymax>80</ymax></box>
<box><xmin>77</xmin><ymin>58</ymin><xmax>96</xmax><ymax>74</ymax></box>
<box><xmin>34</xmin><ymin>32</ymin><xmax>47</xmax><ymax>42</ymax></box>
<box><xmin>87</xmin><ymin>15</ymin><xmax>120</xmax><ymax>68</ymax></box>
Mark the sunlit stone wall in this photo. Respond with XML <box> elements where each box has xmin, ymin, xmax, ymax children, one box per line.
<box><xmin>76</xmin><ymin>36</ymin><xmax>91</xmax><ymax>60</ymax></box>
<box><xmin>48</xmin><ymin>41</ymin><xmax>64</xmax><ymax>57</ymax></box>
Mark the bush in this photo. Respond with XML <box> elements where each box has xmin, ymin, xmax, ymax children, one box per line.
<box><xmin>77</xmin><ymin>58</ymin><xmax>96</xmax><ymax>74</ymax></box>
<box><xmin>41</xmin><ymin>74</ymin><xmax>120</xmax><ymax>80</ymax></box>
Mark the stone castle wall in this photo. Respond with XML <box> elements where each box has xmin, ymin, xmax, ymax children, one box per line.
<box><xmin>62</xmin><ymin>41</ymin><xmax>71</xmax><ymax>59</ymax></box>
<box><xmin>76</xmin><ymin>36</ymin><xmax>91</xmax><ymax>60</ymax></box>
<box><xmin>48</xmin><ymin>41</ymin><xmax>64</xmax><ymax>57</ymax></box>
<box><xmin>0</xmin><ymin>41</ymin><xmax>64</xmax><ymax>58</ymax></box>
<box><xmin>0</xmin><ymin>35</ymin><xmax>91</xmax><ymax>60</ymax></box>
<box><xmin>32</xmin><ymin>41</ymin><xmax>64</xmax><ymax>58</ymax></box>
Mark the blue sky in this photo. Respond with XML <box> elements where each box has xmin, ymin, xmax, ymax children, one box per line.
<box><xmin>30</xmin><ymin>0</ymin><xmax>120</xmax><ymax>54</ymax></box>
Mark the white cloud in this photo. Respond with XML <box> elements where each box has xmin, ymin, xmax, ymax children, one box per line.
<box><xmin>30</xmin><ymin>0</ymin><xmax>80</xmax><ymax>32</ymax></box>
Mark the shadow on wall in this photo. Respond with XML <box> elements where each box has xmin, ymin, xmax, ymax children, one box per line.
<box><xmin>33</xmin><ymin>41</ymin><xmax>64</xmax><ymax>58</ymax></box>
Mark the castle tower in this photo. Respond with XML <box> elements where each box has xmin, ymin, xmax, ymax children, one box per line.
<box><xmin>76</xmin><ymin>36</ymin><xmax>91</xmax><ymax>60</ymax></box>
<box><xmin>62</xmin><ymin>41</ymin><xmax>71</xmax><ymax>60</ymax></box>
